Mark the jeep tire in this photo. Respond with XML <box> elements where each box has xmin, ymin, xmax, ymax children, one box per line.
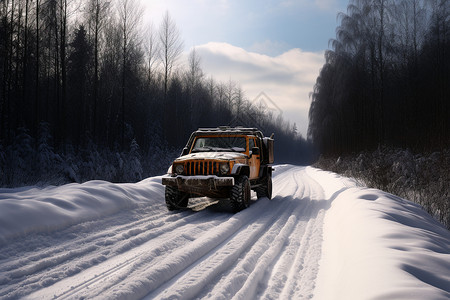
<box><xmin>230</xmin><ymin>175</ymin><xmax>251</xmax><ymax>212</ymax></box>
<box><xmin>165</xmin><ymin>186</ymin><xmax>189</xmax><ymax>211</ymax></box>
<box><xmin>256</xmin><ymin>173</ymin><xmax>272</xmax><ymax>200</ymax></box>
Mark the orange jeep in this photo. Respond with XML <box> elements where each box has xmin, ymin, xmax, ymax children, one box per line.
<box><xmin>162</xmin><ymin>126</ymin><xmax>274</xmax><ymax>212</ymax></box>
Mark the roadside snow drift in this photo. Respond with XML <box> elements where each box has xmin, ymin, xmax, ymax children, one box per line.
<box><xmin>0</xmin><ymin>177</ymin><xmax>164</xmax><ymax>242</ymax></box>
<box><xmin>314</xmin><ymin>186</ymin><xmax>450</xmax><ymax>300</ymax></box>
<box><xmin>0</xmin><ymin>166</ymin><xmax>449</xmax><ymax>300</ymax></box>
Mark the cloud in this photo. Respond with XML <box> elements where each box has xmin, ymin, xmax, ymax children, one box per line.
<box><xmin>249</xmin><ymin>40</ymin><xmax>292</xmax><ymax>56</ymax></box>
<box><xmin>195</xmin><ymin>42</ymin><xmax>325</xmax><ymax>136</ymax></box>
<box><xmin>280</xmin><ymin>0</ymin><xmax>339</xmax><ymax>11</ymax></box>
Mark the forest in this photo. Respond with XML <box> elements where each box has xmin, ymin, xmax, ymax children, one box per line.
<box><xmin>0</xmin><ymin>0</ymin><xmax>310</xmax><ymax>187</ymax></box>
<box><xmin>308</xmin><ymin>0</ymin><xmax>449</xmax><ymax>155</ymax></box>
<box><xmin>308</xmin><ymin>0</ymin><xmax>449</xmax><ymax>227</ymax></box>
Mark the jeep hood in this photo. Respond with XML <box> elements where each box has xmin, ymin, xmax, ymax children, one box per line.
<box><xmin>174</xmin><ymin>152</ymin><xmax>246</xmax><ymax>162</ymax></box>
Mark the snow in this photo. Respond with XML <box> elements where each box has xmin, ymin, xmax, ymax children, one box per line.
<box><xmin>315</xmin><ymin>186</ymin><xmax>450</xmax><ymax>300</ymax></box>
<box><xmin>0</xmin><ymin>165</ymin><xmax>449</xmax><ymax>299</ymax></box>
<box><xmin>0</xmin><ymin>177</ymin><xmax>163</xmax><ymax>242</ymax></box>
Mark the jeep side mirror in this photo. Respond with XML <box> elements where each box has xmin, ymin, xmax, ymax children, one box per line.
<box><xmin>181</xmin><ymin>147</ymin><xmax>189</xmax><ymax>156</ymax></box>
<box><xmin>251</xmin><ymin>147</ymin><xmax>260</xmax><ymax>156</ymax></box>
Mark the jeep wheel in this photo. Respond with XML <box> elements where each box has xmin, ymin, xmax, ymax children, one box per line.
<box><xmin>165</xmin><ymin>186</ymin><xmax>189</xmax><ymax>211</ymax></box>
<box><xmin>256</xmin><ymin>173</ymin><xmax>272</xmax><ymax>200</ymax></box>
<box><xmin>230</xmin><ymin>175</ymin><xmax>251</xmax><ymax>213</ymax></box>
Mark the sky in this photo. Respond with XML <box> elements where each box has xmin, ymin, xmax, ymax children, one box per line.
<box><xmin>141</xmin><ymin>0</ymin><xmax>349</xmax><ymax>137</ymax></box>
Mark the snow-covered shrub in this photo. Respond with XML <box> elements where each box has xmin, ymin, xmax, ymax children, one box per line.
<box><xmin>76</xmin><ymin>141</ymin><xmax>119</xmax><ymax>183</ymax></box>
<box><xmin>0</xmin><ymin>143</ymin><xmax>5</xmax><ymax>182</ymax></box>
<box><xmin>122</xmin><ymin>139</ymin><xmax>143</xmax><ymax>182</ymax></box>
<box><xmin>37</xmin><ymin>122</ymin><xmax>66</xmax><ymax>185</ymax></box>
<box><xmin>1</xmin><ymin>127</ymin><xmax>182</xmax><ymax>186</ymax></box>
<box><xmin>315</xmin><ymin>148</ymin><xmax>450</xmax><ymax>229</ymax></box>
<box><xmin>143</xmin><ymin>144</ymin><xmax>180</xmax><ymax>177</ymax></box>
<box><xmin>62</xmin><ymin>145</ymin><xmax>81</xmax><ymax>183</ymax></box>
<box><xmin>11</xmin><ymin>127</ymin><xmax>36</xmax><ymax>185</ymax></box>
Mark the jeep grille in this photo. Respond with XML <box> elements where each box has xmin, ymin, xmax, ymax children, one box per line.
<box><xmin>184</xmin><ymin>161</ymin><xmax>222</xmax><ymax>176</ymax></box>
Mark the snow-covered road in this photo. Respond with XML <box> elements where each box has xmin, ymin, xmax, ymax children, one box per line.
<box><xmin>0</xmin><ymin>166</ymin><xmax>449</xmax><ymax>299</ymax></box>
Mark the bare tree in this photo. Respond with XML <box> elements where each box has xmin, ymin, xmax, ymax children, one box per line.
<box><xmin>59</xmin><ymin>0</ymin><xmax>69</xmax><ymax>148</ymax></box>
<box><xmin>0</xmin><ymin>0</ymin><xmax>12</xmax><ymax>141</ymax></box>
<box><xmin>143</xmin><ymin>22</ymin><xmax>158</xmax><ymax>84</ymax></box>
<box><xmin>186</xmin><ymin>47</ymin><xmax>203</xmax><ymax>125</ymax></box>
<box><xmin>186</xmin><ymin>47</ymin><xmax>203</xmax><ymax>89</ymax></box>
<box><xmin>225</xmin><ymin>79</ymin><xmax>236</xmax><ymax>113</ymax></box>
<box><xmin>86</xmin><ymin>0</ymin><xmax>110</xmax><ymax>139</ymax></box>
<box><xmin>117</xmin><ymin>0</ymin><xmax>143</xmax><ymax>146</ymax></box>
<box><xmin>158</xmin><ymin>11</ymin><xmax>183</xmax><ymax>97</ymax></box>
<box><xmin>23</xmin><ymin>0</ymin><xmax>30</xmax><ymax>116</ymax></box>
<box><xmin>34</xmin><ymin>0</ymin><xmax>41</xmax><ymax>139</ymax></box>
<box><xmin>234</xmin><ymin>84</ymin><xmax>245</xmax><ymax>120</ymax></box>
<box><xmin>393</xmin><ymin>0</ymin><xmax>426</xmax><ymax>67</ymax></box>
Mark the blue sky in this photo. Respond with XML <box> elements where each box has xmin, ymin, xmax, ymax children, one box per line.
<box><xmin>142</xmin><ymin>0</ymin><xmax>349</xmax><ymax>136</ymax></box>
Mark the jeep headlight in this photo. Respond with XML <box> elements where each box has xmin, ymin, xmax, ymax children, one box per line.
<box><xmin>219</xmin><ymin>163</ymin><xmax>230</xmax><ymax>175</ymax></box>
<box><xmin>175</xmin><ymin>164</ymin><xmax>184</xmax><ymax>174</ymax></box>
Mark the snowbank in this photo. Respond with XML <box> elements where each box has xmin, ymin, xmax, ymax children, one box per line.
<box><xmin>0</xmin><ymin>177</ymin><xmax>163</xmax><ymax>243</ymax></box>
<box><xmin>314</xmin><ymin>173</ymin><xmax>450</xmax><ymax>299</ymax></box>
<box><xmin>316</xmin><ymin>148</ymin><xmax>450</xmax><ymax>228</ymax></box>
<box><xmin>1</xmin><ymin>166</ymin><xmax>449</xmax><ymax>300</ymax></box>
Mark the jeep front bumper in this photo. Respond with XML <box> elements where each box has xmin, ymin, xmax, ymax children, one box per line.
<box><xmin>162</xmin><ymin>175</ymin><xmax>235</xmax><ymax>189</ymax></box>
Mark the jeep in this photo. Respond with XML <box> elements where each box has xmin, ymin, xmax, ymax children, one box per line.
<box><xmin>161</xmin><ymin>126</ymin><xmax>274</xmax><ymax>212</ymax></box>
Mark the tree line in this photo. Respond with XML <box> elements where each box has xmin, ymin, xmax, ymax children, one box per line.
<box><xmin>0</xmin><ymin>0</ymin><xmax>310</xmax><ymax>186</ymax></box>
<box><xmin>308</xmin><ymin>0</ymin><xmax>449</xmax><ymax>155</ymax></box>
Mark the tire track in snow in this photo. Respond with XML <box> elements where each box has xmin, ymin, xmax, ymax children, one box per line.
<box><xmin>3</xmin><ymin>166</ymin><xmax>333</xmax><ymax>300</ymax></box>
<box><xmin>0</xmin><ymin>207</ymin><xmax>227</xmax><ymax>299</ymax></box>
<box><xmin>148</xmin><ymin>195</ymin><xmax>298</xmax><ymax>299</ymax></box>
<box><xmin>146</xmin><ymin>166</ymin><xmax>330</xmax><ymax>300</ymax></box>
<box><xmin>0</xmin><ymin>207</ymin><xmax>167</xmax><ymax>271</ymax></box>
<box><xmin>278</xmin><ymin>168</ymin><xmax>328</xmax><ymax>299</ymax></box>
<box><xmin>228</xmin><ymin>167</ymin><xmax>310</xmax><ymax>299</ymax></box>
<box><xmin>216</xmin><ymin>200</ymin><xmax>309</xmax><ymax>300</ymax></box>
<box><xmin>22</xmin><ymin>200</ymin><xmax>274</xmax><ymax>299</ymax></box>
<box><xmin>232</xmin><ymin>167</ymin><xmax>329</xmax><ymax>299</ymax></box>
<box><xmin>102</xmin><ymin>198</ymin><xmax>278</xmax><ymax>299</ymax></box>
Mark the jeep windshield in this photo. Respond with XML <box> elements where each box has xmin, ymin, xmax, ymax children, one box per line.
<box><xmin>191</xmin><ymin>136</ymin><xmax>246</xmax><ymax>153</ymax></box>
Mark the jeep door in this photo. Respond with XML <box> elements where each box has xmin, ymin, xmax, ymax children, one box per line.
<box><xmin>248</xmin><ymin>137</ymin><xmax>260</xmax><ymax>179</ymax></box>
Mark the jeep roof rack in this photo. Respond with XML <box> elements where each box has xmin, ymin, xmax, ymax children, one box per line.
<box><xmin>197</xmin><ymin>126</ymin><xmax>259</xmax><ymax>132</ymax></box>
<box><xmin>196</xmin><ymin>126</ymin><xmax>264</xmax><ymax>137</ymax></box>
